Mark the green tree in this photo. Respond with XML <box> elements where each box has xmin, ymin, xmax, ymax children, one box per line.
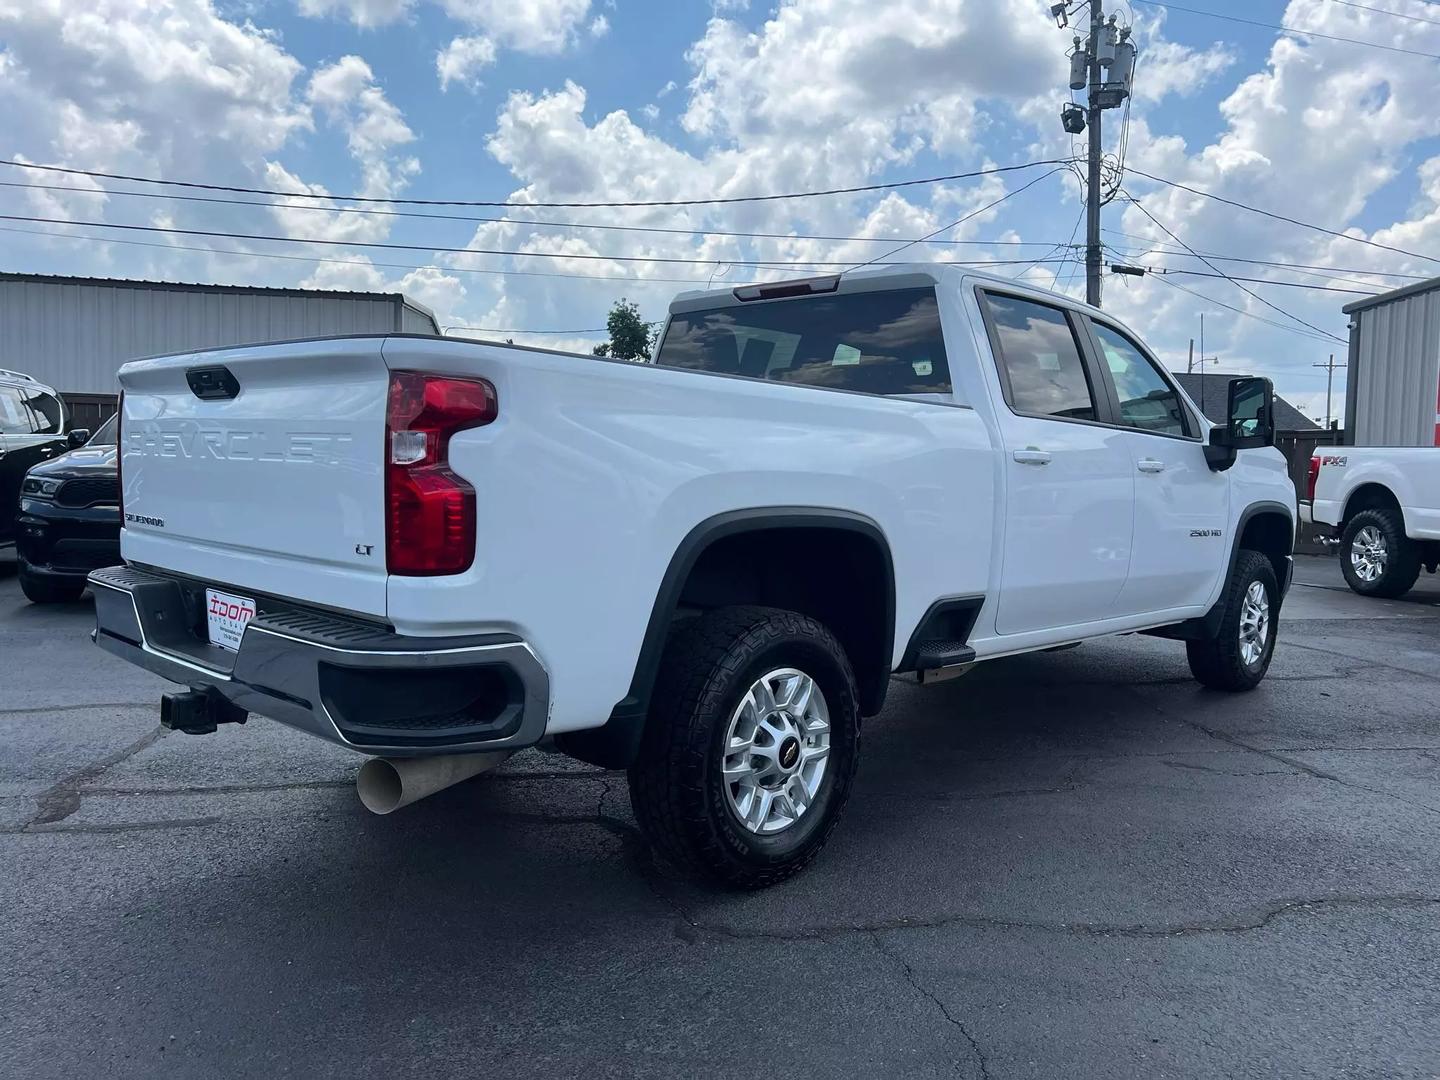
<box><xmin>592</xmin><ymin>298</ymin><xmax>654</xmax><ymax>361</ymax></box>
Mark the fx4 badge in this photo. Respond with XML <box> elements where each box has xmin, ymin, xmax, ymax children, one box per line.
<box><xmin>1190</xmin><ymin>529</ymin><xmax>1223</xmax><ymax>538</ymax></box>
<box><xmin>1319</xmin><ymin>455</ymin><xmax>1348</xmax><ymax>467</ymax></box>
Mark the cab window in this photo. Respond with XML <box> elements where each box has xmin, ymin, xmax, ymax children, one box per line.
<box><xmin>981</xmin><ymin>293</ymin><xmax>1097</xmax><ymax>421</ymax></box>
<box><xmin>1091</xmin><ymin>322</ymin><xmax>1192</xmax><ymax>438</ymax></box>
<box><xmin>655</xmin><ymin>287</ymin><xmax>952</xmax><ymax>397</ymax></box>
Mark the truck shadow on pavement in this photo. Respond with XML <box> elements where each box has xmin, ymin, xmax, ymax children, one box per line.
<box><xmin>16</xmin><ymin>629</ymin><xmax>1440</xmax><ymax>1078</ymax></box>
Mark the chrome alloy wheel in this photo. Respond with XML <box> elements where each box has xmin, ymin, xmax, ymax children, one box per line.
<box><xmin>721</xmin><ymin>668</ymin><xmax>831</xmax><ymax>835</ymax></box>
<box><xmin>1238</xmin><ymin>580</ymin><xmax>1271</xmax><ymax>668</ymax></box>
<box><xmin>1350</xmin><ymin>525</ymin><xmax>1388</xmax><ymax>583</ymax></box>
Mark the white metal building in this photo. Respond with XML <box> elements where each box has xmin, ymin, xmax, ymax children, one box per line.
<box><xmin>1343</xmin><ymin>276</ymin><xmax>1440</xmax><ymax>447</ymax></box>
<box><xmin>0</xmin><ymin>272</ymin><xmax>439</xmax><ymax>401</ymax></box>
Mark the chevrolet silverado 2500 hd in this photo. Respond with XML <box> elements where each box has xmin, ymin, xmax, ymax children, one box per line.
<box><xmin>1307</xmin><ymin>447</ymin><xmax>1440</xmax><ymax>597</ymax></box>
<box><xmin>90</xmin><ymin>265</ymin><xmax>1295</xmax><ymax>887</ymax></box>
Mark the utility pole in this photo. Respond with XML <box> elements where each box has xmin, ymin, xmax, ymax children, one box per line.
<box><xmin>1085</xmin><ymin>0</ymin><xmax>1105</xmax><ymax>307</ymax></box>
<box><xmin>1313</xmin><ymin>353</ymin><xmax>1347</xmax><ymax>429</ymax></box>
<box><xmin>1055</xmin><ymin>2</ymin><xmax>1135</xmax><ymax>308</ymax></box>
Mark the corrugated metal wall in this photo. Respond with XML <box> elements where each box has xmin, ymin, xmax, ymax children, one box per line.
<box><xmin>0</xmin><ymin>279</ymin><xmax>432</xmax><ymax>394</ymax></box>
<box><xmin>1349</xmin><ymin>286</ymin><xmax>1440</xmax><ymax>446</ymax></box>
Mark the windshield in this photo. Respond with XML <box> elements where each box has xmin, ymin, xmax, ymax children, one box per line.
<box><xmin>87</xmin><ymin>415</ymin><xmax>118</xmax><ymax>446</ymax></box>
<box><xmin>654</xmin><ymin>287</ymin><xmax>952</xmax><ymax>397</ymax></box>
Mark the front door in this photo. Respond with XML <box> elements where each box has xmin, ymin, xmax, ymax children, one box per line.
<box><xmin>979</xmin><ymin>291</ymin><xmax>1135</xmax><ymax>636</ymax></box>
<box><xmin>1084</xmin><ymin>320</ymin><xmax>1230</xmax><ymax>614</ymax></box>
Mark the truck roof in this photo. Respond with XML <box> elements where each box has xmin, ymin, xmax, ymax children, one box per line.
<box><xmin>667</xmin><ymin>262</ymin><xmax>1086</xmax><ymax>314</ymax></box>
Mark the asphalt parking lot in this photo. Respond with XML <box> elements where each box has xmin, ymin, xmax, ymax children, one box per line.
<box><xmin>2</xmin><ymin>553</ymin><xmax>1438</xmax><ymax>1079</ymax></box>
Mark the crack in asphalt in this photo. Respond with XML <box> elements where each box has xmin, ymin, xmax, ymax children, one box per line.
<box><xmin>24</xmin><ymin>724</ymin><xmax>168</xmax><ymax>828</ymax></box>
<box><xmin>0</xmin><ymin>702</ymin><xmax>156</xmax><ymax>716</ymax></box>
<box><xmin>655</xmin><ymin>894</ymin><xmax>1440</xmax><ymax>944</ymax></box>
<box><xmin>1170</xmin><ymin>714</ymin><xmax>1440</xmax><ymax>819</ymax></box>
<box><xmin>5</xmin><ymin>817</ymin><xmax>223</xmax><ymax>836</ymax></box>
<box><xmin>1280</xmin><ymin>638</ymin><xmax>1440</xmax><ymax>685</ymax></box>
<box><xmin>871</xmin><ymin>931</ymin><xmax>990</xmax><ymax>1079</ymax></box>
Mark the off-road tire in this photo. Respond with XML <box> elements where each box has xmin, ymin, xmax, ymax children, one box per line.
<box><xmin>1340</xmin><ymin>508</ymin><xmax>1421</xmax><ymax>599</ymax></box>
<box><xmin>1187</xmin><ymin>549</ymin><xmax>1278</xmax><ymax>692</ymax></box>
<box><xmin>627</xmin><ymin>605</ymin><xmax>860</xmax><ymax>889</ymax></box>
<box><xmin>18</xmin><ymin>566</ymin><xmax>85</xmax><ymax>605</ymax></box>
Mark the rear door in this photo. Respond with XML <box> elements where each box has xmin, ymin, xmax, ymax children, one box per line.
<box><xmin>117</xmin><ymin>339</ymin><xmax>392</xmax><ymax>617</ymax></box>
<box><xmin>977</xmin><ymin>290</ymin><xmax>1135</xmax><ymax>636</ymax></box>
<box><xmin>1082</xmin><ymin>317</ymin><xmax>1229</xmax><ymax>615</ymax></box>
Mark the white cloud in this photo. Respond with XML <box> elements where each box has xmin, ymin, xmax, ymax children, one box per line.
<box><xmin>298</xmin><ymin>0</ymin><xmax>593</xmax><ymax>57</ymax></box>
<box><xmin>436</xmin><ymin>35</ymin><xmax>497</xmax><ymax>91</ymax></box>
<box><xmin>295</xmin><ymin>0</ymin><xmax>413</xmax><ymax>28</ymax></box>
<box><xmin>436</xmin><ymin>0</ymin><xmax>592</xmax><ymax>53</ymax></box>
<box><xmin>0</xmin><ymin>0</ymin><xmax>310</xmax><ymax>168</ymax></box>
<box><xmin>306</xmin><ymin>55</ymin><xmax>419</xmax><ymax>200</ymax></box>
<box><xmin>641</xmin><ymin>103</ymin><xmax>660</xmax><ymax>121</ymax></box>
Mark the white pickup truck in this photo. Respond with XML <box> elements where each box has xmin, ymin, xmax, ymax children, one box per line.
<box><xmin>91</xmin><ymin>265</ymin><xmax>1295</xmax><ymax>887</ymax></box>
<box><xmin>1308</xmin><ymin>447</ymin><xmax>1440</xmax><ymax>597</ymax></box>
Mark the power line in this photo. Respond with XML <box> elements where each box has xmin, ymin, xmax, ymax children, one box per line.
<box><xmin>0</xmin><ymin>223</ymin><xmax>756</xmax><ymax>287</ymax></box>
<box><xmin>1139</xmin><ymin>267</ymin><xmax>1376</xmax><ymax>294</ymax></box>
<box><xmin>1126</xmin><ymin>167</ymin><xmax>1440</xmax><ymax>266</ymax></box>
<box><xmin>0</xmin><ymin>212</ymin><xmax>1074</xmax><ymax>270</ymax></box>
<box><xmin>1152</xmin><ymin>274</ymin><xmax>1346</xmax><ymax>346</ymax></box>
<box><xmin>0</xmin><ymin>157</ymin><xmax>1077</xmax><ymax>210</ymax></box>
<box><xmin>0</xmin><ymin>179</ymin><xmax>1067</xmax><ymax>249</ymax></box>
<box><xmin>1128</xmin><ymin>0</ymin><xmax>1440</xmax><ymax>59</ymax></box>
<box><xmin>0</xmin><ymin>219</ymin><xmax>1067</xmax><ymax>285</ymax></box>
<box><xmin>1328</xmin><ymin>0</ymin><xmax>1440</xmax><ymax>28</ymax></box>
<box><xmin>1102</xmin><ymin>227</ymin><xmax>1430</xmax><ymax>280</ymax></box>
<box><xmin>846</xmin><ymin>166</ymin><xmax>1069</xmax><ymax>271</ymax></box>
<box><xmin>1122</xmin><ymin>193</ymin><xmax>1348</xmax><ymax>343</ymax></box>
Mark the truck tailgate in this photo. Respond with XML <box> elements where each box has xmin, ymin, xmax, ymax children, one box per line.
<box><xmin>117</xmin><ymin>338</ymin><xmax>389</xmax><ymax>617</ymax></box>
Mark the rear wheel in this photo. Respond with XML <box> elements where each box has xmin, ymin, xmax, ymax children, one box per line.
<box><xmin>18</xmin><ymin>565</ymin><xmax>85</xmax><ymax>604</ymax></box>
<box><xmin>628</xmin><ymin>606</ymin><xmax>860</xmax><ymax>889</ymax></box>
<box><xmin>1187</xmin><ymin>549</ymin><xmax>1278</xmax><ymax>692</ymax></box>
<box><xmin>1340</xmin><ymin>508</ymin><xmax>1420</xmax><ymax>599</ymax></box>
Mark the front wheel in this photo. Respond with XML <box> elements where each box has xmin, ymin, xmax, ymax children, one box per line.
<box><xmin>628</xmin><ymin>606</ymin><xmax>860</xmax><ymax>889</ymax></box>
<box><xmin>1187</xmin><ymin>549</ymin><xmax>1278</xmax><ymax>692</ymax></box>
<box><xmin>19</xmin><ymin>566</ymin><xmax>85</xmax><ymax>604</ymax></box>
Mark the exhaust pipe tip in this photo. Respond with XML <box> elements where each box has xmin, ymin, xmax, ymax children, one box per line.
<box><xmin>356</xmin><ymin>758</ymin><xmax>405</xmax><ymax>815</ymax></box>
<box><xmin>356</xmin><ymin>750</ymin><xmax>512</xmax><ymax>815</ymax></box>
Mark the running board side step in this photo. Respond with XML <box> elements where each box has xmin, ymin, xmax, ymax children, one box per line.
<box><xmin>913</xmin><ymin>641</ymin><xmax>977</xmax><ymax>670</ymax></box>
<box><xmin>912</xmin><ymin>641</ymin><xmax>977</xmax><ymax>684</ymax></box>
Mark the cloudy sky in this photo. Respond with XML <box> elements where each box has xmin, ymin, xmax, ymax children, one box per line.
<box><xmin>2</xmin><ymin>0</ymin><xmax>1438</xmax><ymax>420</ymax></box>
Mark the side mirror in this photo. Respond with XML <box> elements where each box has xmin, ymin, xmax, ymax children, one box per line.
<box><xmin>1204</xmin><ymin>377</ymin><xmax>1275</xmax><ymax>472</ymax></box>
<box><xmin>67</xmin><ymin>428</ymin><xmax>91</xmax><ymax>449</ymax></box>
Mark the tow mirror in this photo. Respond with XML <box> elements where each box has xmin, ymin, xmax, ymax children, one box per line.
<box><xmin>67</xmin><ymin>428</ymin><xmax>91</xmax><ymax>449</ymax></box>
<box><xmin>1204</xmin><ymin>377</ymin><xmax>1274</xmax><ymax>472</ymax></box>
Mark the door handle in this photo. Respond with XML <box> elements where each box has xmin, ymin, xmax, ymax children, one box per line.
<box><xmin>1012</xmin><ymin>449</ymin><xmax>1052</xmax><ymax>466</ymax></box>
<box><xmin>1137</xmin><ymin>458</ymin><xmax>1166</xmax><ymax>473</ymax></box>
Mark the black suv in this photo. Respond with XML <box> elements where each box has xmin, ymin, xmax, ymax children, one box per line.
<box><xmin>2</xmin><ymin>368</ymin><xmax>82</xmax><ymax>543</ymax></box>
<box><xmin>14</xmin><ymin>412</ymin><xmax>119</xmax><ymax>603</ymax></box>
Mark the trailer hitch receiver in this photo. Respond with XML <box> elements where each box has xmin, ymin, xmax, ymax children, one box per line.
<box><xmin>160</xmin><ymin>688</ymin><xmax>248</xmax><ymax>735</ymax></box>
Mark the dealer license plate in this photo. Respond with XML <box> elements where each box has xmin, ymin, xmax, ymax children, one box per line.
<box><xmin>205</xmin><ymin>588</ymin><xmax>255</xmax><ymax>652</ymax></box>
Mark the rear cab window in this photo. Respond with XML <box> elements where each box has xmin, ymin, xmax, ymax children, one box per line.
<box><xmin>979</xmin><ymin>292</ymin><xmax>1098</xmax><ymax>421</ymax></box>
<box><xmin>653</xmin><ymin>287</ymin><xmax>952</xmax><ymax>398</ymax></box>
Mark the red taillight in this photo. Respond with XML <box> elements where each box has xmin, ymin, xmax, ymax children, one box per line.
<box><xmin>1307</xmin><ymin>455</ymin><xmax>1321</xmax><ymax>503</ymax></box>
<box><xmin>116</xmin><ymin>391</ymin><xmax>125</xmax><ymax>527</ymax></box>
<box><xmin>385</xmin><ymin>371</ymin><xmax>497</xmax><ymax>576</ymax></box>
